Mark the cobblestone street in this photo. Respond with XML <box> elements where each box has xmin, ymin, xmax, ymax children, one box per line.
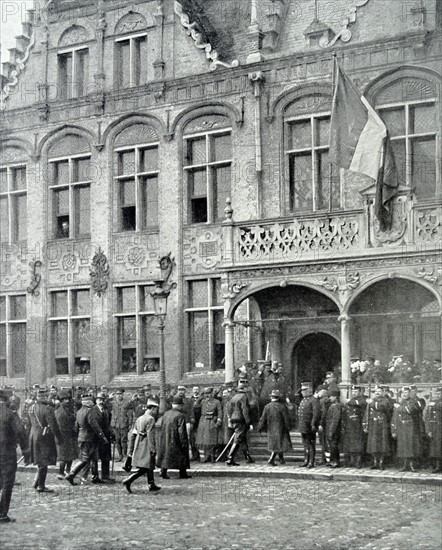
<box><xmin>1</xmin><ymin>471</ymin><xmax>441</xmax><ymax>550</ymax></box>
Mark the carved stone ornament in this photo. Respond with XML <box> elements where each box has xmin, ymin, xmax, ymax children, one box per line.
<box><xmin>1</xmin><ymin>31</ymin><xmax>35</xmax><ymax>110</ymax></box>
<box><xmin>223</xmin><ymin>281</ymin><xmax>250</xmax><ymax>300</ymax></box>
<box><xmin>90</xmin><ymin>247</ymin><xmax>110</xmax><ymax>297</ymax></box>
<box><xmin>27</xmin><ymin>260</ymin><xmax>42</xmax><ymax>296</ymax></box>
<box><xmin>319</xmin><ymin>0</ymin><xmax>371</xmax><ymax>48</ymax></box>
<box><xmin>373</xmin><ymin>207</ymin><xmax>407</xmax><ymax>244</ymax></box>
<box><xmin>58</xmin><ymin>25</ymin><xmax>89</xmax><ymax>47</ymax></box>
<box><xmin>417</xmin><ymin>267</ymin><xmax>439</xmax><ymax>286</ymax></box>
<box><xmin>316</xmin><ymin>272</ymin><xmax>361</xmax><ymax>294</ymax></box>
<box><xmin>174</xmin><ymin>1</ymin><xmax>239</xmax><ymax>71</ymax></box>
<box><xmin>115</xmin><ymin>12</ymin><xmax>148</xmax><ymax>34</ymax></box>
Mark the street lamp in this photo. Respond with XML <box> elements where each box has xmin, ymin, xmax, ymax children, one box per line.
<box><xmin>150</xmin><ymin>279</ymin><xmax>170</xmax><ymax>414</ymax></box>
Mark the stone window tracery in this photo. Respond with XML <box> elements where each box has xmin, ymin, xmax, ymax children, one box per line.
<box><xmin>0</xmin><ymin>294</ymin><xmax>26</xmax><ymax>377</ymax></box>
<box><xmin>183</xmin><ymin>120</ymin><xmax>232</xmax><ymax>224</ymax></box>
<box><xmin>49</xmin><ymin>288</ymin><xmax>91</xmax><ymax>376</ymax></box>
<box><xmin>114</xmin><ymin>285</ymin><xmax>159</xmax><ymax>374</ymax></box>
<box><xmin>0</xmin><ymin>161</ymin><xmax>27</xmax><ymax>244</ymax></box>
<box><xmin>185</xmin><ymin>278</ymin><xmax>224</xmax><ymax>371</ymax></box>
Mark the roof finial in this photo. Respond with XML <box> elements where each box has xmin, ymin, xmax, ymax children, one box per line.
<box><xmin>250</xmin><ymin>0</ymin><xmax>258</xmax><ymax>25</ymax></box>
<box><xmin>314</xmin><ymin>0</ymin><xmax>319</xmax><ymax>21</ymax></box>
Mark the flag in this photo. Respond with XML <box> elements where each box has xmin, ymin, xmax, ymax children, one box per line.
<box><xmin>329</xmin><ymin>62</ymin><xmax>399</xmax><ymax>230</ymax></box>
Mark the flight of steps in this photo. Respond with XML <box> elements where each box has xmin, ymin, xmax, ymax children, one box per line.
<box><xmin>248</xmin><ymin>430</ymin><xmax>306</xmax><ymax>463</ymax></box>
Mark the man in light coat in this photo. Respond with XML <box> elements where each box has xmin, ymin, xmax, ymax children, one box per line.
<box><xmin>122</xmin><ymin>399</ymin><xmax>161</xmax><ymax>493</ymax></box>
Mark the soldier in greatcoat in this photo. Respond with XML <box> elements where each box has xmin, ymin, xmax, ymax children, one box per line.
<box><xmin>298</xmin><ymin>382</ymin><xmax>320</xmax><ymax>468</ymax></box>
<box><xmin>260</xmin><ymin>362</ymin><xmax>292</xmax><ymax>410</ymax></box>
<box><xmin>342</xmin><ymin>385</ymin><xmax>367</xmax><ymax>468</ymax></box>
<box><xmin>314</xmin><ymin>385</ymin><xmax>329</xmax><ymax>465</ymax></box>
<box><xmin>391</xmin><ymin>386</ymin><xmax>421</xmax><ymax>472</ymax></box>
<box><xmin>425</xmin><ymin>387</ymin><xmax>442</xmax><ymax>473</ymax></box>
<box><xmin>225</xmin><ymin>378</ymin><xmax>253</xmax><ymax>466</ymax></box>
<box><xmin>122</xmin><ymin>398</ymin><xmax>161</xmax><ymax>493</ymax></box>
<box><xmin>410</xmin><ymin>384</ymin><xmax>427</xmax><ymax>465</ymax></box>
<box><xmin>157</xmin><ymin>396</ymin><xmax>191</xmax><ymax>479</ymax></box>
<box><xmin>55</xmin><ymin>390</ymin><xmax>78</xmax><ymax>479</ymax></box>
<box><xmin>196</xmin><ymin>387</ymin><xmax>223</xmax><ymax>463</ymax></box>
<box><xmin>29</xmin><ymin>387</ymin><xmax>63</xmax><ymax>492</ymax></box>
<box><xmin>90</xmin><ymin>392</ymin><xmax>115</xmax><ymax>482</ymax></box>
<box><xmin>111</xmin><ymin>388</ymin><xmax>130</xmax><ymax>461</ymax></box>
<box><xmin>258</xmin><ymin>389</ymin><xmax>292</xmax><ymax>465</ymax></box>
<box><xmin>0</xmin><ymin>387</ymin><xmax>28</xmax><ymax>522</ymax></box>
<box><xmin>65</xmin><ymin>394</ymin><xmax>109</xmax><ymax>485</ymax></box>
<box><xmin>363</xmin><ymin>386</ymin><xmax>392</xmax><ymax>470</ymax></box>
<box><xmin>325</xmin><ymin>389</ymin><xmax>342</xmax><ymax>468</ymax></box>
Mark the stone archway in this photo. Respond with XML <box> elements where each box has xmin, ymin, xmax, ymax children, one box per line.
<box><xmin>291</xmin><ymin>332</ymin><xmax>341</xmax><ymax>391</ymax></box>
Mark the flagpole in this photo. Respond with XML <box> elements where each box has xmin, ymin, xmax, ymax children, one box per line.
<box><xmin>328</xmin><ymin>52</ymin><xmax>337</xmax><ymax>213</ymax></box>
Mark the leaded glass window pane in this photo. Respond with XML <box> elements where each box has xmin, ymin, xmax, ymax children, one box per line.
<box><xmin>119</xmin><ymin>287</ymin><xmax>136</xmax><ymax>313</ymax></box>
<box><xmin>214</xmin><ymin>165</ymin><xmax>231</xmax><ymax>221</ymax></box>
<box><xmin>189</xmin><ymin>280</ymin><xmax>208</xmax><ymax>308</ymax></box>
<box><xmin>190</xmin><ymin>312</ymin><xmax>210</xmax><ymax>367</ymax></box>
<box><xmin>412</xmin><ymin>137</ymin><xmax>436</xmax><ymax>199</ymax></box>
<box><xmin>141</xmin><ymin>175</ymin><xmax>158</xmax><ymax>228</ymax></box>
<box><xmin>188</xmin><ymin>138</ymin><xmax>206</xmax><ymax>165</ymax></box>
<box><xmin>73</xmin><ymin>289</ymin><xmax>90</xmax><ymax>316</ymax></box>
<box><xmin>289</xmin><ymin>119</ymin><xmax>311</xmax><ymax>150</ymax></box>
<box><xmin>212</xmin><ymin>134</ymin><xmax>231</xmax><ymax>162</ymax></box>
<box><xmin>10</xmin><ymin>295</ymin><xmax>26</xmax><ymax>320</ymax></box>
<box><xmin>411</xmin><ymin>103</ymin><xmax>436</xmax><ymax>134</ymax></box>
<box><xmin>0</xmin><ymin>169</ymin><xmax>7</xmax><ymax>193</ymax></box>
<box><xmin>379</xmin><ymin>107</ymin><xmax>405</xmax><ymax>137</ymax></box>
<box><xmin>119</xmin><ymin>151</ymin><xmax>136</xmax><ymax>176</ymax></box>
<box><xmin>11</xmin><ymin>324</ymin><xmax>26</xmax><ymax>375</ymax></box>
<box><xmin>140</xmin><ymin>147</ymin><xmax>158</xmax><ymax>173</ymax></box>
<box><xmin>290</xmin><ymin>153</ymin><xmax>313</xmax><ymax>211</ymax></box>
<box><xmin>76</xmin><ymin>186</ymin><xmax>90</xmax><ymax>236</ymax></box>
<box><xmin>52</xmin><ymin>291</ymin><xmax>68</xmax><ymax>317</ymax></box>
<box><xmin>11</xmin><ymin>167</ymin><xmax>26</xmax><ymax>191</ymax></box>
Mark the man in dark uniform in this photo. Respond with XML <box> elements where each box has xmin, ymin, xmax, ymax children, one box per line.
<box><xmin>29</xmin><ymin>387</ymin><xmax>63</xmax><ymax>492</ymax></box>
<box><xmin>226</xmin><ymin>378</ymin><xmax>253</xmax><ymax>466</ymax></box>
<box><xmin>391</xmin><ymin>386</ymin><xmax>421</xmax><ymax>472</ymax></box>
<box><xmin>55</xmin><ymin>389</ymin><xmax>78</xmax><ymax>479</ymax></box>
<box><xmin>425</xmin><ymin>387</ymin><xmax>442</xmax><ymax>473</ymax></box>
<box><xmin>258</xmin><ymin>389</ymin><xmax>293</xmax><ymax>465</ymax></box>
<box><xmin>0</xmin><ymin>387</ymin><xmax>28</xmax><ymax>522</ymax></box>
<box><xmin>325</xmin><ymin>389</ymin><xmax>342</xmax><ymax>468</ymax></box>
<box><xmin>190</xmin><ymin>386</ymin><xmax>202</xmax><ymax>460</ymax></box>
<box><xmin>298</xmin><ymin>382</ymin><xmax>320</xmax><ymax>468</ymax></box>
<box><xmin>341</xmin><ymin>385</ymin><xmax>367</xmax><ymax>468</ymax></box>
<box><xmin>111</xmin><ymin>388</ymin><xmax>130</xmax><ymax>461</ymax></box>
<box><xmin>260</xmin><ymin>361</ymin><xmax>292</xmax><ymax>410</ymax></box>
<box><xmin>363</xmin><ymin>386</ymin><xmax>392</xmax><ymax>470</ymax></box>
<box><xmin>90</xmin><ymin>392</ymin><xmax>115</xmax><ymax>483</ymax></box>
<box><xmin>48</xmin><ymin>385</ymin><xmax>60</xmax><ymax>409</ymax></box>
<box><xmin>157</xmin><ymin>396</ymin><xmax>191</xmax><ymax>479</ymax></box>
<box><xmin>196</xmin><ymin>387</ymin><xmax>223</xmax><ymax>463</ymax></box>
<box><xmin>314</xmin><ymin>385</ymin><xmax>329</xmax><ymax>465</ymax></box>
<box><xmin>65</xmin><ymin>394</ymin><xmax>109</xmax><ymax>485</ymax></box>
<box><xmin>409</xmin><ymin>384</ymin><xmax>427</xmax><ymax>466</ymax></box>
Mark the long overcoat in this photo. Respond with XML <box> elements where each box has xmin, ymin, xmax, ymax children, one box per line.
<box><xmin>156</xmin><ymin>408</ymin><xmax>190</xmax><ymax>470</ymax></box>
<box><xmin>128</xmin><ymin>412</ymin><xmax>157</xmax><ymax>469</ymax></box>
<box><xmin>424</xmin><ymin>398</ymin><xmax>442</xmax><ymax>459</ymax></box>
<box><xmin>257</xmin><ymin>400</ymin><xmax>293</xmax><ymax>452</ymax></box>
<box><xmin>363</xmin><ymin>397</ymin><xmax>392</xmax><ymax>455</ymax></box>
<box><xmin>298</xmin><ymin>396</ymin><xmax>320</xmax><ymax>435</ymax></box>
<box><xmin>325</xmin><ymin>401</ymin><xmax>342</xmax><ymax>443</ymax></box>
<box><xmin>391</xmin><ymin>399</ymin><xmax>421</xmax><ymax>458</ymax></box>
<box><xmin>55</xmin><ymin>402</ymin><xmax>78</xmax><ymax>462</ymax></box>
<box><xmin>90</xmin><ymin>405</ymin><xmax>113</xmax><ymax>461</ymax></box>
<box><xmin>342</xmin><ymin>395</ymin><xmax>367</xmax><ymax>453</ymax></box>
<box><xmin>196</xmin><ymin>397</ymin><xmax>223</xmax><ymax>448</ymax></box>
<box><xmin>29</xmin><ymin>401</ymin><xmax>62</xmax><ymax>467</ymax></box>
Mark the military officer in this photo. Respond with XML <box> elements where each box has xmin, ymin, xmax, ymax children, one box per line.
<box><xmin>298</xmin><ymin>382</ymin><xmax>320</xmax><ymax>468</ymax></box>
<box><xmin>48</xmin><ymin>385</ymin><xmax>60</xmax><ymax>409</ymax></box>
<box><xmin>325</xmin><ymin>389</ymin><xmax>342</xmax><ymax>468</ymax></box>
<box><xmin>260</xmin><ymin>361</ymin><xmax>292</xmax><ymax>409</ymax></box>
<box><xmin>342</xmin><ymin>385</ymin><xmax>367</xmax><ymax>468</ymax></box>
<box><xmin>55</xmin><ymin>389</ymin><xmax>78</xmax><ymax>480</ymax></box>
<box><xmin>363</xmin><ymin>386</ymin><xmax>392</xmax><ymax>470</ymax></box>
<box><xmin>391</xmin><ymin>386</ymin><xmax>421</xmax><ymax>472</ymax></box>
<box><xmin>90</xmin><ymin>392</ymin><xmax>115</xmax><ymax>483</ymax></box>
<box><xmin>111</xmin><ymin>388</ymin><xmax>130</xmax><ymax>461</ymax></box>
<box><xmin>425</xmin><ymin>387</ymin><xmax>442</xmax><ymax>473</ymax></box>
<box><xmin>29</xmin><ymin>387</ymin><xmax>63</xmax><ymax>492</ymax></box>
<box><xmin>123</xmin><ymin>398</ymin><xmax>161</xmax><ymax>493</ymax></box>
<box><xmin>314</xmin><ymin>385</ymin><xmax>329</xmax><ymax>466</ymax></box>
<box><xmin>196</xmin><ymin>387</ymin><xmax>223</xmax><ymax>463</ymax></box>
<box><xmin>0</xmin><ymin>387</ymin><xmax>28</xmax><ymax>522</ymax></box>
<box><xmin>257</xmin><ymin>389</ymin><xmax>293</xmax><ymax>465</ymax></box>
<box><xmin>225</xmin><ymin>378</ymin><xmax>253</xmax><ymax>466</ymax></box>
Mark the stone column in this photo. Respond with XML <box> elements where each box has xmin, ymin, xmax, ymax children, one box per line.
<box><xmin>338</xmin><ymin>314</ymin><xmax>351</xmax><ymax>384</ymax></box>
<box><xmin>266</xmin><ymin>320</ymin><xmax>282</xmax><ymax>363</ymax></box>
<box><xmin>224</xmin><ymin>320</ymin><xmax>235</xmax><ymax>383</ymax></box>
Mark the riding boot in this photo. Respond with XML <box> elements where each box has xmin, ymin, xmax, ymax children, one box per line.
<box><xmin>160</xmin><ymin>468</ymin><xmax>170</xmax><ymax>479</ymax></box>
<box><xmin>65</xmin><ymin>461</ymin><xmax>72</xmax><ymax>475</ymax></box>
<box><xmin>355</xmin><ymin>455</ymin><xmax>362</xmax><ymax>469</ymax></box>
<box><xmin>278</xmin><ymin>453</ymin><xmax>286</xmax><ymax>465</ymax></box>
<box><xmin>32</xmin><ymin>472</ymin><xmax>39</xmax><ymax>489</ymax></box>
<box><xmin>370</xmin><ymin>457</ymin><xmax>378</xmax><ymax>469</ymax></box>
<box><xmin>268</xmin><ymin>452</ymin><xmax>277</xmax><ymax>466</ymax></box>
<box><xmin>58</xmin><ymin>462</ymin><xmax>66</xmax><ymax>480</ymax></box>
<box><xmin>378</xmin><ymin>457</ymin><xmax>385</xmax><ymax>471</ymax></box>
<box><xmin>37</xmin><ymin>466</ymin><xmax>53</xmax><ymax>492</ymax></box>
<box><xmin>226</xmin><ymin>443</ymin><xmax>240</xmax><ymax>466</ymax></box>
<box><xmin>243</xmin><ymin>447</ymin><xmax>255</xmax><ymax>464</ymax></box>
<box><xmin>122</xmin><ymin>469</ymin><xmax>145</xmax><ymax>493</ymax></box>
<box><xmin>91</xmin><ymin>460</ymin><xmax>103</xmax><ymax>483</ymax></box>
<box><xmin>301</xmin><ymin>448</ymin><xmax>309</xmax><ymax>467</ymax></box>
<box><xmin>307</xmin><ymin>447</ymin><xmax>315</xmax><ymax>468</ymax></box>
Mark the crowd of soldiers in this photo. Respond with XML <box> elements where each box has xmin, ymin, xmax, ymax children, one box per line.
<box><xmin>0</xmin><ymin>360</ymin><xmax>441</xmax><ymax>523</ymax></box>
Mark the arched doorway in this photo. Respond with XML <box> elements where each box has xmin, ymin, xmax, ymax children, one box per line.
<box><xmin>292</xmin><ymin>333</ymin><xmax>341</xmax><ymax>390</ymax></box>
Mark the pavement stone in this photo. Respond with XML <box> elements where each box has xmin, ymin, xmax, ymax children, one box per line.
<box><xmin>1</xmin><ymin>471</ymin><xmax>441</xmax><ymax>550</ymax></box>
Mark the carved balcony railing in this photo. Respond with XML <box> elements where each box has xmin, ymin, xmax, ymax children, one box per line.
<box><xmin>414</xmin><ymin>204</ymin><xmax>442</xmax><ymax>245</ymax></box>
<box><xmin>234</xmin><ymin>211</ymin><xmax>363</xmax><ymax>264</ymax></box>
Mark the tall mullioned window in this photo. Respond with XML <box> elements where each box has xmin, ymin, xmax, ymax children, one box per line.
<box><xmin>377</xmin><ymin>99</ymin><xmax>438</xmax><ymax>199</ymax></box>
<box><xmin>186</xmin><ymin>278</ymin><xmax>225</xmax><ymax>370</ymax></box>
<box><xmin>0</xmin><ymin>164</ymin><xmax>27</xmax><ymax>244</ymax></box>
<box><xmin>115</xmin><ymin>34</ymin><xmax>147</xmax><ymax>88</ymax></box>
<box><xmin>49</xmin><ymin>153</ymin><xmax>91</xmax><ymax>239</ymax></box>
<box><xmin>285</xmin><ymin>112</ymin><xmax>339</xmax><ymax>212</ymax></box>
<box><xmin>184</xmin><ymin>129</ymin><xmax>232</xmax><ymax>224</ymax></box>
<box><xmin>49</xmin><ymin>289</ymin><xmax>91</xmax><ymax>376</ymax></box>
<box><xmin>58</xmin><ymin>47</ymin><xmax>89</xmax><ymax>99</ymax></box>
<box><xmin>0</xmin><ymin>294</ymin><xmax>27</xmax><ymax>377</ymax></box>
<box><xmin>114</xmin><ymin>285</ymin><xmax>159</xmax><ymax>374</ymax></box>
<box><xmin>115</xmin><ymin>143</ymin><xmax>159</xmax><ymax>231</ymax></box>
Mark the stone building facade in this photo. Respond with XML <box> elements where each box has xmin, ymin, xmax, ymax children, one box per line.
<box><xmin>0</xmin><ymin>0</ymin><xmax>441</xmax><ymax>391</ymax></box>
